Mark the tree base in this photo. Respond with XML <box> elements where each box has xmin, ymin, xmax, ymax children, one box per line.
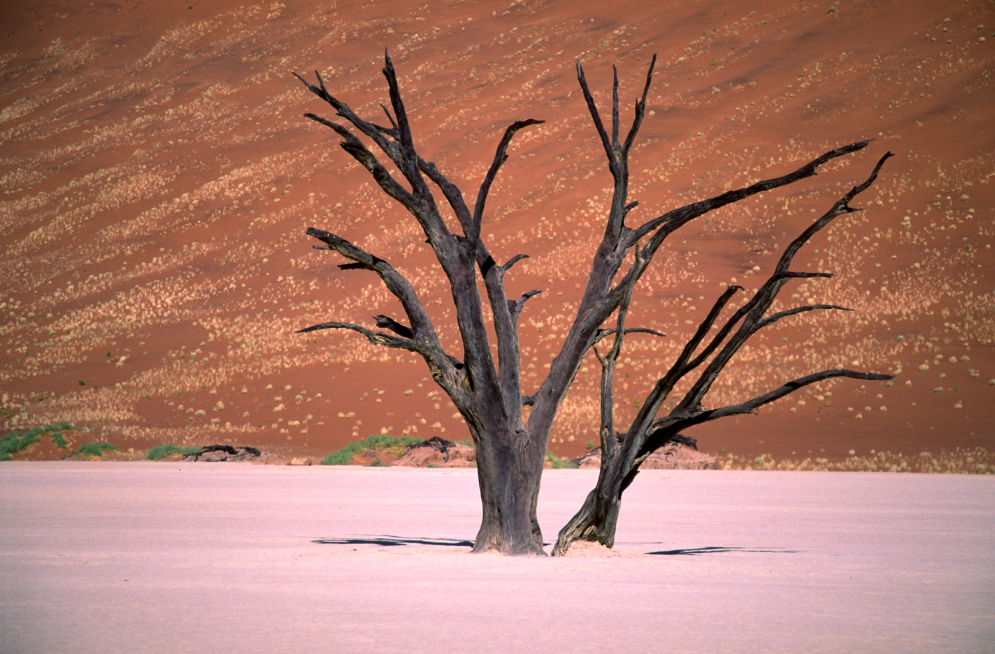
<box><xmin>551</xmin><ymin>488</ymin><xmax>621</xmax><ymax>556</ymax></box>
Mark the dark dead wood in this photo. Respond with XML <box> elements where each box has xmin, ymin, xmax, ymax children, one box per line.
<box><xmin>296</xmin><ymin>54</ymin><xmax>547</xmax><ymax>554</ymax></box>
<box><xmin>296</xmin><ymin>320</ymin><xmax>412</xmax><ymax>350</ymax></box>
<box><xmin>592</xmin><ymin>326</ymin><xmax>666</xmax><ymax>348</ymax></box>
<box><xmin>474</xmin><ymin>119</ymin><xmax>545</xmax><ymax>235</ymax></box>
<box><xmin>552</xmin><ymin>147</ymin><xmax>894</xmax><ymax>556</ymax></box>
<box><xmin>694</xmin><ymin>369</ymin><xmax>894</xmax><ymax>422</ymax></box>
<box><xmin>627</xmin><ymin>141</ymin><xmax>875</xmax><ymax>246</ymax></box>
<box><xmin>374</xmin><ymin>315</ymin><xmax>414</xmax><ymax>338</ymax></box>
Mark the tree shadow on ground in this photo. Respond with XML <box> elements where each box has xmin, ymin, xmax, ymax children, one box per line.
<box><xmin>647</xmin><ymin>546</ymin><xmax>800</xmax><ymax>555</ymax></box>
<box><xmin>313</xmin><ymin>535</ymin><xmax>474</xmax><ymax>548</ymax></box>
<box><xmin>314</xmin><ymin>538</ymin><xmax>798</xmax><ymax>555</ymax></box>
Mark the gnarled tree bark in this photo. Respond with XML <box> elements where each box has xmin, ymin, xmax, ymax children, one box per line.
<box><xmin>293</xmin><ymin>52</ymin><xmax>893</xmax><ymax>556</ymax></box>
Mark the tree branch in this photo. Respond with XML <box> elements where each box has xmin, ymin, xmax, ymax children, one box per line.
<box><xmin>675</xmin><ymin>151</ymin><xmax>894</xmax><ymax>413</ymax></box>
<box><xmin>501</xmin><ymin>254</ymin><xmax>530</xmax><ymax>272</ymax></box>
<box><xmin>293</xmin><ymin>71</ymin><xmax>402</xmax><ymax>163</ymax></box>
<box><xmin>620</xmin><ymin>284</ymin><xmax>743</xmax><ymax>446</ymax></box>
<box><xmin>611</xmin><ymin>65</ymin><xmax>620</xmax><ymax>148</ymax></box>
<box><xmin>474</xmin><ymin>119</ymin><xmax>545</xmax><ymax>239</ymax></box>
<box><xmin>299</xmin><ymin>57</ymin><xmax>507</xmax><ymax>418</ymax></box>
<box><xmin>697</xmin><ymin>369</ymin><xmax>894</xmax><ymax>422</ymax></box>
<box><xmin>759</xmin><ymin>304</ymin><xmax>853</xmax><ymax>329</ymax></box>
<box><xmin>411</xmin><ymin>119</ymin><xmax>543</xmax><ymax>428</ymax></box>
<box><xmin>622</xmin><ymin>54</ymin><xmax>656</xmax><ymax>156</ymax></box>
<box><xmin>296</xmin><ymin>66</ymin><xmax>455</xmax><ymax>252</ymax></box>
<box><xmin>680</xmin><ymin>285</ymin><xmax>746</xmax><ymax>371</ymax></box>
<box><xmin>628</xmin><ymin>140</ymin><xmax>875</xmax><ymax>245</ymax></box>
<box><xmin>374</xmin><ymin>314</ymin><xmax>414</xmax><ymax>338</ymax></box>
<box><xmin>510</xmin><ymin>290</ymin><xmax>543</xmax><ymax>322</ymax></box>
<box><xmin>576</xmin><ymin>61</ymin><xmax>615</xmax><ymax>168</ymax></box>
<box><xmin>301</xmin><ymin>111</ymin><xmax>418</xmax><ymax>212</ymax></box>
<box><xmin>416</xmin><ymin>157</ymin><xmax>474</xmax><ymax>234</ymax></box>
<box><xmin>303</xmin><ymin>227</ymin><xmax>458</xmax><ymax>371</ymax></box>
<box><xmin>296</xmin><ymin>320</ymin><xmax>415</xmax><ymax>350</ymax></box>
<box><xmin>773</xmin><ymin>151</ymin><xmax>894</xmax><ymax>276</ymax></box>
<box><xmin>591</xmin><ymin>326</ymin><xmax>666</xmax><ymax>348</ymax></box>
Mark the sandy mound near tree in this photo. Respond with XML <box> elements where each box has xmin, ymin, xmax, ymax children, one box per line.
<box><xmin>393</xmin><ymin>436</ymin><xmax>476</xmax><ymax>467</ymax></box>
<box><xmin>576</xmin><ymin>442</ymin><xmax>717</xmax><ymax>469</ymax></box>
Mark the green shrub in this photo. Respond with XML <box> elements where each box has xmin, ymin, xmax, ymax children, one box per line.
<box><xmin>67</xmin><ymin>442</ymin><xmax>119</xmax><ymax>458</ymax></box>
<box><xmin>0</xmin><ymin>432</ymin><xmax>38</xmax><ymax>461</ymax></box>
<box><xmin>321</xmin><ymin>449</ymin><xmax>355</xmax><ymax>465</ymax></box>
<box><xmin>0</xmin><ymin>423</ymin><xmax>74</xmax><ymax>461</ymax></box>
<box><xmin>546</xmin><ymin>450</ymin><xmax>579</xmax><ymax>469</ymax></box>
<box><xmin>146</xmin><ymin>444</ymin><xmax>203</xmax><ymax>461</ymax></box>
<box><xmin>321</xmin><ymin>434</ymin><xmax>422</xmax><ymax>465</ymax></box>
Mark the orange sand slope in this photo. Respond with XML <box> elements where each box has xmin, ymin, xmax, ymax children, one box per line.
<box><xmin>2</xmin><ymin>463</ymin><xmax>994</xmax><ymax>653</ymax></box>
<box><xmin>1</xmin><ymin>0</ymin><xmax>992</xmax><ymax>460</ymax></box>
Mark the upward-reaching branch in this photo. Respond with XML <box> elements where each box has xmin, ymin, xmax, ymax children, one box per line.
<box><xmin>299</xmin><ymin>57</ymin><xmax>512</xmax><ymax>416</ymax></box>
<box><xmin>610</xmin><ymin>65</ymin><xmax>620</xmax><ymax>148</ymax></box>
<box><xmin>576</xmin><ymin>61</ymin><xmax>614</xmax><ymax>168</ymax></box>
<box><xmin>622</xmin><ymin>283</ymin><xmax>743</xmax><ymax>442</ymax></box>
<box><xmin>630</xmin><ymin>140</ymin><xmax>873</xmax><ymax>245</ymax></box>
<box><xmin>677</xmin><ymin>151</ymin><xmax>894</xmax><ymax>413</ymax></box>
<box><xmin>296</xmin><ymin>53</ymin><xmax>552</xmax><ymax>445</ymax></box>
<box><xmin>623</xmin><ymin>54</ymin><xmax>656</xmax><ymax>156</ymax></box>
<box><xmin>473</xmin><ymin>119</ymin><xmax>545</xmax><ymax>242</ymax></box>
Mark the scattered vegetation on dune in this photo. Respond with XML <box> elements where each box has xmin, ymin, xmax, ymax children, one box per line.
<box><xmin>0</xmin><ymin>423</ymin><xmax>74</xmax><ymax>461</ymax></box>
<box><xmin>145</xmin><ymin>444</ymin><xmax>205</xmax><ymax>461</ymax></box>
<box><xmin>321</xmin><ymin>434</ymin><xmax>423</xmax><ymax>465</ymax></box>
<box><xmin>0</xmin><ymin>3</ymin><xmax>990</xmax><ymax>467</ymax></box>
<box><xmin>715</xmin><ymin>447</ymin><xmax>995</xmax><ymax>474</ymax></box>
<box><xmin>319</xmin><ymin>435</ymin><xmax>583</xmax><ymax>469</ymax></box>
<box><xmin>66</xmin><ymin>442</ymin><xmax>119</xmax><ymax>459</ymax></box>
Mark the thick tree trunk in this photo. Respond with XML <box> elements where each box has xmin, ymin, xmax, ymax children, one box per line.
<box><xmin>472</xmin><ymin>430</ymin><xmax>546</xmax><ymax>555</ymax></box>
<box><xmin>551</xmin><ymin>453</ymin><xmax>637</xmax><ymax>555</ymax></box>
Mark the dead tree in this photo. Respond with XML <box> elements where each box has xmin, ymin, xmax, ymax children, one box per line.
<box><xmin>550</xmin><ymin>152</ymin><xmax>893</xmax><ymax>555</ymax></box>
<box><xmin>293</xmin><ymin>52</ymin><xmax>893</xmax><ymax>556</ymax></box>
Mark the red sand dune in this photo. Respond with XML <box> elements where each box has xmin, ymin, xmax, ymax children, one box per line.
<box><xmin>1</xmin><ymin>0</ymin><xmax>992</xmax><ymax>460</ymax></box>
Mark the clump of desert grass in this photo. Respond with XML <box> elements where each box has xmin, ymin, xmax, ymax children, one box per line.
<box><xmin>66</xmin><ymin>442</ymin><xmax>118</xmax><ymax>459</ymax></box>
<box><xmin>545</xmin><ymin>450</ymin><xmax>580</xmax><ymax>469</ymax></box>
<box><xmin>0</xmin><ymin>423</ymin><xmax>74</xmax><ymax>460</ymax></box>
<box><xmin>146</xmin><ymin>444</ymin><xmax>205</xmax><ymax>461</ymax></box>
<box><xmin>715</xmin><ymin>447</ymin><xmax>995</xmax><ymax>473</ymax></box>
<box><xmin>321</xmin><ymin>434</ymin><xmax>423</xmax><ymax>466</ymax></box>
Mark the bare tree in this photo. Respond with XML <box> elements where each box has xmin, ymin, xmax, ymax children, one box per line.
<box><xmin>293</xmin><ymin>52</ymin><xmax>893</xmax><ymax>556</ymax></box>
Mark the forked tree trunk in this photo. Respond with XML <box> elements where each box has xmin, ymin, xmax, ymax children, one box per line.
<box><xmin>472</xmin><ymin>431</ymin><xmax>546</xmax><ymax>555</ymax></box>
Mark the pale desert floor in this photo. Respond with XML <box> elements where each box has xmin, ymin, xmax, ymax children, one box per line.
<box><xmin>1</xmin><ymin>464</ymin><xmax>993</xmax><ymax>654</ymax></box>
